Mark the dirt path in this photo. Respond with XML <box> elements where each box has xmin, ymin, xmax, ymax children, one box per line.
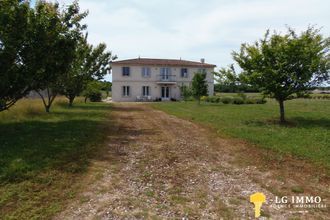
<box><xmin>55</xmin><ymin>103</ymin><xmax>329</xmax><ymax>220</ymax></box>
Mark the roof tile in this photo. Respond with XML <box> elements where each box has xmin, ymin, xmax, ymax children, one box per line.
<box><xmin>112</xmin><ymin>58</ymin><xmax>216</xmax><ymax>68</ymax></box>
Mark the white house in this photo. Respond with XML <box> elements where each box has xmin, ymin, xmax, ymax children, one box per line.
<box><xmin>111</xmin><ymin>58</ymin><xmax>216</xmax><ymax>102</ymax></box>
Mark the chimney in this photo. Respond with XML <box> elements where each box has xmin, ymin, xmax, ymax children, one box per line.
<box><xmin>200</xmin><ymin>58</ymin><xmax>205</xmax><ymax>63</ymax></box>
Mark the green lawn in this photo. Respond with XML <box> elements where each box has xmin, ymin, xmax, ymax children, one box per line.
<box><xmin>0</xmin><ymin>98</ymin><xmax>111</xmax><ymax>219</ymax></box>
<box><xmin>152</xmin><ymin>99</ymin><xmax>330</xmax><ymax>169</ymax></box>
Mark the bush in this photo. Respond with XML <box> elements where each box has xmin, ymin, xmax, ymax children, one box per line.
<box><xmin>200</xmin><ymin>96</ymin><xmax>208</xmax><ymax>102</ymax></box>
<box><xmin>221</xmin><ymin>97</ymin><xmax>233</xmax><ymax>104</ymax></box>
<box><xmin>183</xmin><ymin>96</ymin><xmax>195</xmax><ymax>101</ymax></box>
<box><xmin>237</xmin><ymin>93</ymin><xmax>247</xmax><ymax>100</ymax></box>
<box><xmin>255</xmin><ymin>98</ymin><xmax>267</xmax><ymax>104</ymax></box>
<box><xmin>245</xmin><ymin>98</ymin><xmax>256</xmax><ymax>104</ymax></box>
<box><xmin>209</xmin><ymin>96</ymin><xmax>220</xmax><ymax>103</ymax></box>
<box><xmin>88</xmin><ymin>91</ymin><xmax>102</xmax><ymax>102</ymax></box>
<box><xmin>233</xmin><ymin>97</ymin><xmax>244</xmax><ymax>104</ymax></box>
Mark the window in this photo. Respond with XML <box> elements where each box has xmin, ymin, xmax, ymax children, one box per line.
<box><xmin>122</xmin><ymin>86</ymin><xmax>130</xmax><ymax>96</ymax></box>
<box><xmin>122</xmin><ymin>67</ymin><xmax>130</xmax><ymax>76</ymax></box>
<box><xmin>142</xmin><ymin>67</ymin><xmax>151</xmax><ymax>77</ymax></box>
<box><xmin>181</xmin><ymin>68</ymin><xmax>188</xmax><ymax>78</ymax></box>
<box><xmin>142</xmin><ymin>86</ymin><xmax>150</xmax><ymax>96</ymax></box>
<box><xmin>198</xmin><ymin>68</ymin><xmax>206</xmax><ymax>74</ymax></box>
<box><xmin>160</xmin><ymin>67</ymin><xmax>171</xmax><ymax>75</ymax></box>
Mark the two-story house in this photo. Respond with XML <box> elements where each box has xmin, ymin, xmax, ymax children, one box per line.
<box><xmin>111</xmin><ymin>58</ymin><xmax>216</xmax><ymax>102</ymax></box>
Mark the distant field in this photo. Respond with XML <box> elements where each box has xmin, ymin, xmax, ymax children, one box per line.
<box><xmin>0</xmin><ymin>98</ymin><xmax>111</xmax><ymax>219</ymax></box>
<box><xmin>152</xmin><ymin>99</ymin><xmax>330</xmax><ymax>169</ymax></box>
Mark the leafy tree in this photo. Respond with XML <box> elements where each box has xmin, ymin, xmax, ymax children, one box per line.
<box><xmin>215</xmin><ymin>64</ymin><xmax>238</xmax><ymax>86</ymax></box>
<box><xmin>233</xmin><ymin>27</ymin><xmax>330</xmax><ymax>123</ymax></box>
<box><xmin>192</xmin><ymin>72</ymin><xmax>208</xmax><ymax>104</ymax></box>
<box><xmin>214</xmin><ymin>65</ymin><xmax>259</xmax><ymax>93</ymax></box>
<box><xmin>82</xmin><ymin>80</ymin><xmax>103</xmax><ymax>103</ymax></box>
<box><xmin>0</xmin><ymin>0</ymin><xmax>32</xmax><ymax>111</ymax></box>
<box><xmin>27</xmin><ymin>1</ymin><xmax>87</xmax><ymax>112</ymax></box>
<box><xmin>60</xmin><ymin>34</ymin><xmax>114</xmax><ymax>106</ymax></box>
<box><xmin>99</xmin><ymin>81</ymin><xmax>112</xmax><ymax>97</ymax></box>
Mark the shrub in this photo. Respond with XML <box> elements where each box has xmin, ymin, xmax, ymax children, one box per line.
<box><xmin>88</xmin><ymin>91</ymin><xmax>102</xmax><ymax>102</ymax></box>
<box><xmin>200</xmin><ymin>96</ymin><xmax>208</xmax><ymax>102</ymax></box>
<box><xmin>221</xmin><ymin>97</ymin><xmax>232</xmax><ymax>104</ymax></box>
<box><xmin>208</xmin><ymin>96</ymin><xmax>220</xmax><ymax>103</ymax></box>
<box><xmin>237</xmin><ymin>93</ymin><xmax>247</xmax><ymax>100</ymax></box>
<box><xmin>233</xmin><ymin>97</ymin><xmax>244</xmax><ymax>104</ymax></box>
<box><xmin>245</xmin><ymin>98</ymin><xmax>256</xmax><ymax>104</ymax></box>
<box><xmin>256</xmin><ymin>98</ymin><xmax>267</xmax><ymax>104</ymax></box>
<box><xmin>184</xmin><ymin>96</ymin><xmax>195</xmax><ymax>101</ymax></box>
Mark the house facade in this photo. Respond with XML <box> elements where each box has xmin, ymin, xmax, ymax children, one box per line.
<box><xmin>111</xmin><ymin>58</ymin><xmax>216</xmax><ymax>102</ymax></box>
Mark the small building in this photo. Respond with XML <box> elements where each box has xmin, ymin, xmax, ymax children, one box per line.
<box><xmin>111</xmin><ymin>58</ymin><xmax>216</xmax><ymax>102</ymax></box>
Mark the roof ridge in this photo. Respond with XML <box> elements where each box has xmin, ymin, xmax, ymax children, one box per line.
<box><xmin>112</xmin><ymin>57</ymin><xmax>216</xmax><ymax>67</ymax></box>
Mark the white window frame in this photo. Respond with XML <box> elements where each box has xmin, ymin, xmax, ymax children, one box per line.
<box><xmin>122</xmin><ymin>67</ymin><xmax>130</xmax><ymax>76</ymax></box>
<box><xmin>181</xmin><ymin>68</ymin><xmax>188</xmax><ymax>78</ymax></box>
<box><xmin>160</xmin><ymin>67</ymin><xmax>171</xmax><ymax>75</ymax></box>
<box><xmin>122</xmin><ymin>86</ymin><xmax>130</xmax><ymax>97</ymax></box>
<box><xmin>142</xmin><ymin>67</ymin><xmax>151</xmax><ymax>77</ymax></box>
<box><xmin>142</xmin><ymin>86</ymin><xmax>150</xmax><ymax>97</ymax></box>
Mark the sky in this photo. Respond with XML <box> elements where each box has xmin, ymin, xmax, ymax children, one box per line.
<box><xmin>31</xmin><ymin>0</ymin><xmax>330</xmax><ymax>81</ymax></box>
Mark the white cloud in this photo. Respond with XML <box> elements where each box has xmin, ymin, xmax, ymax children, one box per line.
<box><xmin>56</xmin><ymin>0</ymin><xmax>330</xmax><ymax>80</ymax></box>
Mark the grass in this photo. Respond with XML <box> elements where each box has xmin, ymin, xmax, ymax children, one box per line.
<box><xmin>152</xmin><ymin>98</ymin><xmax>330</xmax><ymax>169</ymax></box>
<box><xmin>0</xmin><ymin>97</ymin><xmax>111</xmax><ymax>219</ymax></box>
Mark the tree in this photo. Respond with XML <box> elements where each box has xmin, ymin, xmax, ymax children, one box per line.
<box><xmin>214</xmin><ymin>65</ymin><xmax>259</xmax><ymax>93</ymax></box>
<box><xmin>82</xmin><ymin>80</ymin><xmax>103</xmax><ymax>103</ymax></box>
<box><xmin>192</xmin><ymin>72</ymin><xmax>208</xmax><ymax>104</ymax></box>
<box><xmin>60</xmin><ymin>34</ymin><xmax>114</xmax><ymax>106</ymax></box>
<box><xmin>233</xmin><ymin>27</ymin><xmax>330</xmax><ymax>123</ymax></box>
<box><xmin>214</xmin><ymin>64</ymin><xmax>238</xmax><ymax>93</ymax></box>
<box><xmin>27</xmin><ymin>1</ymin><xmax>87</xmax><ymax>112</ymax></box>
<box><xmin>99</xmin><ymin>81</ymin><xmax>112</xmax><ymax>97</ymax></box>
<box><xmin>180</xmin><ymin>84</ymin><xmax>192</xmax><ymax>100</ymax></box>
<box><xmin>0</xmin><ymin>0</ymin><xmax>32</xmax><ymax>111</ymax></box>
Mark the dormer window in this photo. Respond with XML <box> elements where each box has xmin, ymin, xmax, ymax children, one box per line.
<box><xmin>122</xmin><ymin>67</ymin><xmax>130</xmax><ymax>76</ymax></box>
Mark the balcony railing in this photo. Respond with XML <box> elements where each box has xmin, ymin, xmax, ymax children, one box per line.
<box><xmin>157</xmin><ymin>75</ymin><xmax>176</xmax><ymax>82</ymax></box>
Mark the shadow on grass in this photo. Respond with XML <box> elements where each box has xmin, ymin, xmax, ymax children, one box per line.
<box><xmin>0</xmin><ymin>120</ymin><xmax>102</xmax><ymax>183</ymax></box>
<box><xmin>0</xmin><ymin>105</ymin><xmax>159</xmax><ymax>184</ymax></box>
<box><xmin>244</xmin><ymin>117</ymin><xmax>330</xmax><ymax>129</ymax></box>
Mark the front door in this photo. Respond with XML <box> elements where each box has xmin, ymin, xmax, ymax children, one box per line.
<box><xmin>161</xmin><ymin>86</ymin><xmax>170</xmax><ymax>100</ymax></box>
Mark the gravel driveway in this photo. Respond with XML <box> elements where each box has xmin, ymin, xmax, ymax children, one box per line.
<box><xmin>55</xmin><ymin>103</ymin><xmax>329</xmax><ymax>219</ymax></box>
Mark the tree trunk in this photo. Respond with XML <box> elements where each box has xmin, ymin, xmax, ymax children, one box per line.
<box><xmin>36</xmin><ymin>88</ymin><xmax>57</xmax><ymax>113</ymax></box>
<box><xmin>45</xmin><ymin>105</ymin><xmax>50</xmax><ymax>113</ymax></box>
<box><xmin>279</xmin><ymin>100</ymin><xmax>285</xmax><ymax>123</ymax></box>
<box><xmin>84</xmin><ymin>96</ymin><xmax>88</xmax><ymax>103</ymax></box>
<box><xmin>68</xmin><ymin>96</ymin><xmax>75</xmax><ymax>107</ymax></box>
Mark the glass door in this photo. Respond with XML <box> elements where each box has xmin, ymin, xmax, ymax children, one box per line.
<box><xmin>161</xmin><ymin>68</ymin><xmax>170</xmax><ymax>81</ymax></box>
<box><xmin>161</xmin><ymin>86</ymin><xmax>170</xmax><ymax>99</ymax></box>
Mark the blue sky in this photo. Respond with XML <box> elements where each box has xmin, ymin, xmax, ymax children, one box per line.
<box><xmin>31</xmin><ymin>0</ymin><xmax>330</xmax><ymax>81</ymax></box>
